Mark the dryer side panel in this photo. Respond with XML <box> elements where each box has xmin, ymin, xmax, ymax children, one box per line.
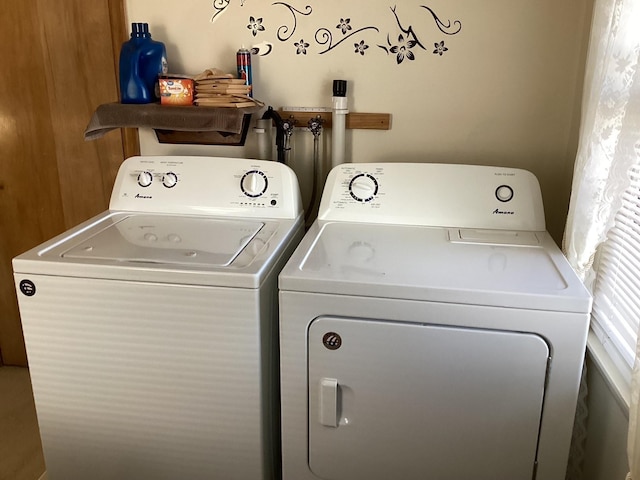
<box><xmin>308</xmin><ymin>317</ymin><xmax>550</xmax><ymax>480</ymax></box>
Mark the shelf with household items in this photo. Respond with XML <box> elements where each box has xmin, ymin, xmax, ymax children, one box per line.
<box><xmin>85</xmin><ymin>68</ymin><xmax>264</xmax><ymax>146</ymax></box>
<box><xmin>85</xmin><ymin>65</ymin><xmax>391</xmax><ymax>146</ymax></box>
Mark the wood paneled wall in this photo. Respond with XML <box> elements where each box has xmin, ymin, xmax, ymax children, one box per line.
<box><xmin>0</xmin><ymin>0</ymin><xmax>136</xmax><ymax>365</ymax></box>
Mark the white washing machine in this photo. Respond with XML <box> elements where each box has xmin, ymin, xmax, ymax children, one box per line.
<box><xmin>13</xmin><ymin>155</ymin><xmax>303</xmax><ymax>480</ymax></box>
<box><xmin>279</xmin><ymin>163</ymin><xmax>591</xmax><ymax>480</ymax></box>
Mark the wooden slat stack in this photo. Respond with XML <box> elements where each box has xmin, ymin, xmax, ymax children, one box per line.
<box><xmin>192</xmin><ymin>68</ymin><xmax>263</xmax><ymax>108</ymax></box>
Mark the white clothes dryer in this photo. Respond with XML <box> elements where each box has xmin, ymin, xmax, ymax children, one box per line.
<box><xmin>278</xmin><ymin>163</ymin><xmax>591</xmax><ymax>480</ymax></box>
<box><xmin>13</xmin><ymin>155</ymin><xmax>303</xmax><ymax>480</ymax></box>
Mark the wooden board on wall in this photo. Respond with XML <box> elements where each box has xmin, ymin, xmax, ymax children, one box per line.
<box><xmin>0</xmin><ymin>0</ymin><xmax>133</xmax><ymax>366</ymax></box>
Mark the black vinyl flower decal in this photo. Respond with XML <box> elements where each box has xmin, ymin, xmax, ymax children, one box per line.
<box><xmin>390</xmin><ymin>34</ymin><xmax>417</xmax><ymax>64</ymax></box>
<box><xmin>247</xmin><ymin>17</ymin><xmax>264</xmax><ymax>37</ymax></box>
<box><xmin>433</xmin><ymin>41</ymin><xmax>448</xmax><ymax>56</ymax></box>
<box><xmin>337</xmin><ymin>18</ymin><xmax>352</xmax><ymax>34</ymax></box>
<box><xmin>247</xmin><ymin>16</ymin><xmax>265</xmax><ymax>36</ymax></box>
<box><xmin>354</xmin><ymin>40</ymin><xmax>369</xmax><ymax>56</ymax></box>
<box><xmin>294</xmin><ymin>39</ymin><xmax>310</xmax><ymax>54</ymax></box>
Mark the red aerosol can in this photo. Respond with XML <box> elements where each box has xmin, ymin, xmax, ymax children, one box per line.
<box><xmin>236</xmin><ymin>47</ymin><xmax>253</xmax><ymax>97</ymax></box>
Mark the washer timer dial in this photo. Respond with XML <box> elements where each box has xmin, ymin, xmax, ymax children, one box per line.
<box><xmin>241</xmin><ymin>170</ymin><xmax>268</xmax><ymax>198</ymax></box>
<box><xmin>349</xmin><ymin>173</ymin><xmax>379</xmax><ymax>202</ymax></box>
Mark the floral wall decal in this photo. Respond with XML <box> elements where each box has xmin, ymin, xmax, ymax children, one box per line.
<box><xmin>433</xmin><ymin>41</ymin><xmax>448</xmax><ymax>56</ymax></box>
<box><xmin>420</xmin><ymin>5</ymin><xmax>462</xmax><ymax>35</ymax></box>
<box><xmin>247</xmin><ymin>16</ymin><xmax>266</xmax><ymax>36</ymax></box>
<box><xmin>294</xmin><ymin>39</ymin><xmax>310</xmax><ymax>55</ymax></box>
<box><xmin>273</xmin><ymin>3</ymin><xmax>313</xmax><ymax>42</ymax></box>
<box><xmin>384</xmin><ymin>34</ymin><xmax>417</xmax><ymax>64</ymax></box>
<box><xmin>315</xmin><ymin>18</ymin><xmax>379</xmax><ymax>55</ymax></box>
<box><xmin>354</xmin><ymin>40</ymin><xmax>369</xmax><ymax>56</ymax></box>
<box><xmin>250</xmin><ymin>41</ymin><xmax>274</xmax><ymax>56</ymax></box>
<box><xmin>210</xmin><ymin>2</ymin><xmax>463</xmax><ymax>63</ymax></box>
<box><xmin>337</xmin><ymin>18</ymin><xmax>351</xmax><ymax>34</ymax></box>
<box><xmin>377</xmin><ymin>6</ymin><xmax>461</xmax><ymax>63</ymax></box>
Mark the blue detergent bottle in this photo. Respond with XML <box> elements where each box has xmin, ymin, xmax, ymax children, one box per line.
<box><xmin>119</xmin><ymin>23</ymin><xmax>168</xmax><ymax>104</ymax></box>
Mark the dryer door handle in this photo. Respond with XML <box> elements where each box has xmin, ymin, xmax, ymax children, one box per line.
<box><xmin>319</xmin><ymin>377</ymin><xmax>339</xmax><ymax>427</ymax></box>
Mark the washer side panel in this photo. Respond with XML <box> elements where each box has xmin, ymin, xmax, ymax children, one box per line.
<box><xmin>16</xmin><ymin>274</ymin><xmax>267</xmax><ymax>480</ymax></box>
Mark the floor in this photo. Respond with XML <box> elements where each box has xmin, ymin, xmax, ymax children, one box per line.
<box><xmin>0</xmin><ymin>366</ymin><xmax>45</xmax><ymax>480</ymax></box>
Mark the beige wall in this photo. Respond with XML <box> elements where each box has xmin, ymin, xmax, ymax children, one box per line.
<box><xmin>125</xmin><ymin>0</ymin><xmax>594</xmax><ymax>243</ymax></box>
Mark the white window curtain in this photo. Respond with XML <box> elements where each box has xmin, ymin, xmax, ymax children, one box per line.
<box><xmin>562</xmin><ymin>0</ymin><xmax>640</xmax><ymax>478</ymax></box>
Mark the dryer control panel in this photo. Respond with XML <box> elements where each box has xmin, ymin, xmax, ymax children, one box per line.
<box><xmin>318</xmin><ymin>163</ymin><xmax>545</xmax><ymax>231</ymax></box>
<box><xmin>110</xmin><ymin>156</ymin><xmax>302</xmax><ymax>219</ymax></box>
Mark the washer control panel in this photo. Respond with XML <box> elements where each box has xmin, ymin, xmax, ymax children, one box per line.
<box><xmin>110</xmin><ymin>156</ymin><xmax>302</xmax><ymax>219</ymax></box>
<box><xmin>318</xmin><ymin>163</ymin><xmax>545</xmax><ymax>231</ymax></box>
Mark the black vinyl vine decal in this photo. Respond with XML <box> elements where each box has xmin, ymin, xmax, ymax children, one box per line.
<box><xmin>209</xmin><ymin>2</ymin><xmax>463</xmax><ymax>63</ymax></box>
<box><xmin>210</xmin><ymin>0</ymin><xmax>247</xmax><ymax>23</ymax></box>
<box><xmin>420</xmin><ymin>5</ymin><xmax>462</xmax><ymax>35</ymax></box>
<box><xmin>315</xmin><ymin>22</ymin><xmax>379</xmax><ymax>55</ymax></box>
<box><xmin>273</xmin><ymin>3</ymin><xmax>313</xmax><ymax>42</ymax></box>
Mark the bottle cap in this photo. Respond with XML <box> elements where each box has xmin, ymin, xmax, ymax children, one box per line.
<box><xmin>131</xmin><ymin>23</ymin><xmax>150</xmax><ymax>37</ymax></box>
<box><xmin>333</xmin><ymin>80</ymin><xmax>347</xmax><ymax>97</ymax></box>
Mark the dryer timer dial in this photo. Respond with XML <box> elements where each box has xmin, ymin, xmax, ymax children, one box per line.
<box><xmin>495</xmin><ymin>185</ymin><xmax>514</xmax><ymax>202</ymax></box>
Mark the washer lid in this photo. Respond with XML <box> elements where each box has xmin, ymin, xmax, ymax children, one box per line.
<box><xmin>13</xmin><ymin>210</ymin><xmax>304</xmax><ymax>288</ymax></box>
<box><xmin>279</xmin><ymin>221</ymin><xmax>592</xmax><ymax>313</ymax></box>
<box><xmin>62</xmin><ymin>214</ymin><xmax>263</xmax><ymax>267</ymax></box>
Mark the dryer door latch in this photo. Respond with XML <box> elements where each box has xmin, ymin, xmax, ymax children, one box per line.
<box><xmin>319</xmin><ymin>378</ymin><xmax>339</xmax><ymax>427</ymax></box>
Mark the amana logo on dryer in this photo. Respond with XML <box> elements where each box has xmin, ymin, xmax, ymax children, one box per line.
<box><xmin>493</xmin><ymin>208</ymin><xmax>515</xmax><ymax>215</ymax></box>
<box><xmin>135</xmin><ymin>194</ymin><xmax>152</xmax><ymax>199</ymax></box>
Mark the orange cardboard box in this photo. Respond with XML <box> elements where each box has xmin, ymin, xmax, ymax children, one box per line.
<box><xmin>159</xmin><ymin>77</ymin><xmax>194</xmax><ymax>106</ymax></box>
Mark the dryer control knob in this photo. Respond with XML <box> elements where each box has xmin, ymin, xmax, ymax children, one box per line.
<box><xmin>162</xmin><ymin>172</ymin><xmax>178</xmax><ymax>188</ymax></box>
<box><xmin>349</xmin><ymin>173</ymin><xmax>378</xmax><ymax>202</ymax></box>
<box><xmin>495</xmin><ymin>185</ymin><xmax>514</xmax><ymax>202</ymax></box>
<box><xmin>137</xmin><ymin>171</ymin><xmax>153</xmax><ymax>188</ymax></box>
<box><xmin>241</xmin><ymin>170</ymin><xmax>268</xmax><ymax>198</ymax></box>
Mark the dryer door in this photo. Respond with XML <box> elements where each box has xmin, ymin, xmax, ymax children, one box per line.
<box><xmin>308</xmin><ymin>317</ymin><xmax>549</xmax><ymax>480</ymax></box>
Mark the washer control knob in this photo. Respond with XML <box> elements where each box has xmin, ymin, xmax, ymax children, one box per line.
<box><xmin>241</xmin><ymin>170</ymin><xmax>268</xmax><ymax>198</ymax></box>
<box><xmin>137</xmin><ymin>171</ymin><xmax>153</xmax><ymax>188</ymax></box>
<box><xmin>162</xmin><ymin>172</ymin><xmax>178</xmax><ymax>188</ymax></box>
<box><xmin>495</xmin><ymin>185</ymin><xmax>514</xmax><ymax>202</ymax></box>
<box><xmin>349</xmin><ymin>173</ymin><xmax>379</xmax><ymax>202</ymax></box>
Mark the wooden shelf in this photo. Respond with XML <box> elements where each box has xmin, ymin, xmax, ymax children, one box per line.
<box><xmin>279</xmin><ymin>110</ymin><xmax>391</xmax><ymax>130</ymax></box>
